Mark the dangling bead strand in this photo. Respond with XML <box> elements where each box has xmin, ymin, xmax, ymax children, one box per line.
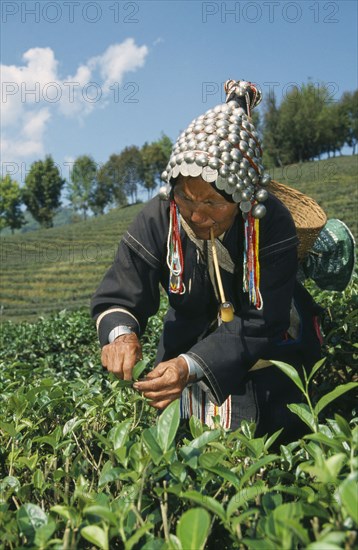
<box><xmin>167</xmin><ymin>200</ymin><xmax>185</xmax><ymax>294</ymax></box>
<box><xmin>243</xmin><ymin>211</ymin><xmax>263</xmax><ymax>310</ymax></box>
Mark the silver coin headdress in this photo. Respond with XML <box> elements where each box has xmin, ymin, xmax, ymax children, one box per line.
<box><xmin>160</xmin><ymin>79</ymin><xmax>271</xmax><ymax>219</ymax></box>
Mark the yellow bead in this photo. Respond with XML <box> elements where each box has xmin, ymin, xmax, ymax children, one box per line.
<box><xmin>220</xmin><ymin>302</ymin><xmax>234</xmax><ymax>322</ymax></box>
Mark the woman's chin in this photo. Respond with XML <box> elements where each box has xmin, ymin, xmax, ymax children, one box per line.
<box><xmin>191</xmin><ymin>227</ymin><xmax>212</xmax><ymax>239</ymax></box>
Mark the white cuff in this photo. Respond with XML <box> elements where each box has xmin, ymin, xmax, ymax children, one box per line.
<box><xmin>108</xmin><ymin>325</ymin><xmax>134</xmax><ymax>343</ymax></box>
<box><xmin>179</xmin><ymin>353</ymin><xmax>204</xmax><ymax>382</ymax></box>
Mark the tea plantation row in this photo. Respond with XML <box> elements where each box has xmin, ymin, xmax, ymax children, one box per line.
<box><xmin>0</xmin><ymin>279</ymin><xmax>357</xmax><ymax>549</ymax></box>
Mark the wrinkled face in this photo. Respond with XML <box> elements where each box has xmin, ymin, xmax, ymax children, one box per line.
<box><xmin>174</xmin><ymin>176</ymin><xmax>238</xmax><ymax>240</ymax></box>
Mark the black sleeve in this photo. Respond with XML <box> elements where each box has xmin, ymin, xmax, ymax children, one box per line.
<box><xmin>90</xmin><ymin>243</ymin><xmax>161</xmax><ymax>346</ymax></box>
<box><xmin>90</xmin><ymin>197</ymin><xmax>168</xmax><ymax>346</ymax></box>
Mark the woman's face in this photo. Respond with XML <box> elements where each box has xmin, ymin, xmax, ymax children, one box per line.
<box><xmin>174</xmin><ymin>175</ymin><xmax>238</xmax><ymax>240</ymax></box>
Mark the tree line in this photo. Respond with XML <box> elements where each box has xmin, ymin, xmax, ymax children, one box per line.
<box><xmin>0</xmin><ymin>135</ymin><xmax>172</xmax><ymax>232</ymax></box>
<box><xmin>262</xmin><ymin>85</ymin><xmax>357</xmax><ymax>166</ymax></box>
<box><xmin>0</xmin><ymin>84</ymin><xmax>357</xmax><ymax>232</ymax></box>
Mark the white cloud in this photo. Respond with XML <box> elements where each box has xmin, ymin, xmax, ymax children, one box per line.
<box><xmin>0</xmin><ymin>40</ymin><xmax>149</xmax><ymax>169</ymax></box>
<box><xmin>22</xmin><ymin>108</ymin><xmax>51</xmax><ymax>139</ymax></box>
<box><xmin>89</xmin><ymin>38</ymin><xmax>148</xmax><ymax>92</ymax></box>
<box><xmin>1</xmin><ymin>47</ymin><xmax>58</xmax><ymax>128</ymax></box>
<box><xmin>1</xmin><ymin>131</ymin><xmax>45</xmax><ymax>160</ymax></box>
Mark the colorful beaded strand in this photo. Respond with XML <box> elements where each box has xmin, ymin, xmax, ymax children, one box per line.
<box><xmin>243</xmin><ymin>212</ymin><xmax>263</xmax><ymax>309</ymax></box>
<box><xmin>166</xmin><ymin>201</ymin><xmax>185</xmax><ymax>294</ymax></box>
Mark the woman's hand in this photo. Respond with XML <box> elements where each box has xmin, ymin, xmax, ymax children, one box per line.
<box><xmin>133</xmin><ymin>356</ymin><xmax>189</xmax><ymax>409</ymax></box>
<box><xmin>101</xmin><ymin>333</ymin><xmax>142</xmax><ymax>380</ymax></box>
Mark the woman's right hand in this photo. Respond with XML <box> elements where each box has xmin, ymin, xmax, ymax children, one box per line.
<box><xmin>101</xmin><ymin>333</ymin><xmax>142</xmax><ymax>380</ymax></box>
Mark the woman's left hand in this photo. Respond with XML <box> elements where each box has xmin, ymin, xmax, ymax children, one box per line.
<box><xmin>133</xmin><ymin>356</ymin><xmax>189</xmax><ymax>409</ymax></box>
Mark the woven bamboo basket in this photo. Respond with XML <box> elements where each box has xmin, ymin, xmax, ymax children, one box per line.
<box><xmin>268</xmin><ymin>180</ymin><xmax>327</xmax><ymax>260</ymax></box>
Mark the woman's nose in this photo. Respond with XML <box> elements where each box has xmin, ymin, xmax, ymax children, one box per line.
<box><xmin>190</xmin><ymin>206</ymin><xmax>208</xmax><ymax>224</ymax></box>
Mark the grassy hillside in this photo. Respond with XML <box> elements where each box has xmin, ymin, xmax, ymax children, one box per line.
<box><xmin>1</xmin><ymin>156</ymin><xmax>356</xmax><ymax>322</ymax></box>
<box><xmin>0</xmin><ymin>203</ymin><xmax>143</xmax><ymax>322</ymax></box>
<box><xmin>1</xmin><ymin>206</ymin><xmax>80</xmax><ymax>235</ymax></box>
<box><xmin>266</xmin><ymin>154</ymin><xmax>357</xmax><ymax>235</ymax></box>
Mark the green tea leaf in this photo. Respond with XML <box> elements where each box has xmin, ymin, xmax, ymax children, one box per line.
<box><xmin>264</xmin><ymin>429</ymin><xmax>283</xmax><ymax>451</ymax></box>
<box><xmin>0</xmin><ymin>421</ymin><xmax>17</xmax><ymax>438</ymax></box>
<box><xmin>239</xmin><ymin>454</ymin><xmax>278</xmax><ymax>487</ymax></box>
<box><xmin>81</xmin><ymin>525</ymin><xmax>108</xmax><ymax>550</ymax></box>
<box><xmin>32</xmin><ymin>435</ymin><xmax>58</xmax><ymax>451</ymax></box>
<box><xmin>84</xmin><ymin>505</ymin><xmax>117</xmax><ymax>525</ymax></box>
<box><xmin>157</xmin><ymin>399</ymin><xmax>180</xmax><ymax>452</ymax></box>
<box><xmin>0</xmin><ymin>476</ymin><xmax>20</xmax><ymax>500</ymax></box>
<box><xmin>63</xmin><ymin>416</ymin><xmax>86</xmax><ymax>436</ymax></box>
<box><xmin>306</xmin><ymin>531</ymin><xmax>347</xmax><ymax>549</ymax></box>
<box><xmin>241</xmin><ymin>538</ymin><xmax>277</xmax><ymax>549</ymax></box>
<box><xmin>125</xmin><ymin>522</ymin><xmax>154</xmax><ymax>550</ymax></box>
<box><xmin>307</xmin><ymin>544</ymin><xmax>343</xmax><ymax>550</ymax></box>
<box><xmin>270</xmin><ymin>361</ymin><xmax>305</xmax><ymax>393</ymax></box>
<box><xmin>177</xmin><ymin>508</ymin><xmax>211</xmax><ymax>550</ymax></box>
<box><xmin>287</xmin><ymin>403</ymin><xmax>315</xmax><ymax>431</ymax></box>
<box><xmin>314</xmin><ymin>382</ymin><xmax>358</xmax><ymax>415</ymax></box>
<box><xmin>179</xmin><ymin>445</ymin><xmax>200</xmax><ymax>468</ymax></box>
<box><xmin>304</xmin><ymin>432</ymin><xmax>344</xmax><ymax>451</ymax></box>
<box><xmin>51</xmin><ymin>505</ymin><xmax>75</xmax><ymax>522</ymax></box>
<box><xmin>187</xmin><ymin>429</ymin><xmax>221</xmax><ymax>449</ymax></box>
<box><xmin>227</xmin><ymin>482</ymin><xmax>268</xmax><ymax>518</ymax></box>
<box><xmin>141</xmin><ymin>539</ymin><xmax>165</xmax><ymax>550</ymax></box>
<box><xmin>109</xmin><ymin>419</ymin><xmax>132</xmax><ymax>450</ymax></box>
<box><xmin>166</xmin><ymin>534</ymin><xmax>182</xmax><ymax>549</ymax></box>
<box><xmin>300</xmin><ymin>453</ymin><xmax>346</xmax><ymax>484</ymax></box>
<box><xmin>116</xmin><ymin>378</ymin><xmax>134</xmax><ymax>388</ymax></box>
<box><xmin>18</xmin><ymin>452</ymin><xmax>39</xmax><ymax>471</ymax></box>
<box><xmin>17</xmin><ymin>503</ymin><xmax>48</xmax><ymax>543</ymax></box>
<box><xmin>170</xmin><ymin>461</ymin><xmax>187</xmax><ymax>482</ymax></box>
<box><xmin>262</xmin><ymin>492</ymin><xmax>283</xmax><ymax>513</ymax></box>
<box><xmin>34</xmin><ymin>518</ymin><xmax>56</xmax><ymax>546</ymax></box>
<box><xmin>339</xmin><ymin>474</ymin><xmax>358</xmax><ymax>525</ymax></box>
<box><xmin>272</xmin><ymin>484</ymin><xmax>315</xmax><ymax>502</ymax></box>
<box><xmin>98</xmin><ymin>461</ymin><xmax>124</xmax><ymax>487</ymax></box>
<box><xmin>132</xmin><ymin>359</ymin><xmax>149</xmax><ymax>381</ymax></box>
<box><xmin>280</xmin><ymin>517</ymin><xmax>310</xmax><ymax>545</ymax></box>
<box><xmin>142</xmin><ymin>427</ymin><xmax>163</xmax><ymax>465</ymax></box>
<box><xmin>189</xmin><ymin>415</ymin><xmax>204</xmax><ymax>438</ymax></box>
<box><xmin>32</xmin><ymin>469</ymin><xmax>45</xmax><ymax>490</ymax></box>
<box><xmin>181</xmin><ymin>490</ymin><xmax>225</xmax><ymax>522</ymax></box>
<box><xmin>198</xmin><ymin>451</ymin><xmax>225</xmax><ymax>469</ymax></box>
<box><xmin>307</xmin><ymin>357</ymin><xmax>326</xmax><ymax>383</ymax></box>
<box><xmin>204</xmin><ymin>465</ymin><xmax>240</xmax><ymax>488</ymax></box>
<box><xmin>333</xmin><ymin>414</ymin><xmax>352</xmax><ymax>439</ymax></box>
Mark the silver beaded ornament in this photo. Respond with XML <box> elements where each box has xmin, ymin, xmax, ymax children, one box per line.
<box><xmin>160</xmin><ymin>80</ymin><xmax>272</xmax><ymax>218</ymax></box>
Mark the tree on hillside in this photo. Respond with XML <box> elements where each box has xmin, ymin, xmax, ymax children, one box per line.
<box><xmin>115</xmin><ymin>146</ymin><xmax>144</xmax><ymax>204</ymax></box>
<box><xmin>67</xmin><ymin>155</ymin><xmax>97</xmax><ymax>220</ymax></box>
<box><xmin>0</xmin><ymin>175</ymin><xmax>26</xmax><ymax>233</ymax></box>
<box><xmin>88</xmin><ymin>165</ymin><xmax>113</xmax><ymax>216</ymax></box>
<box><xmin>99</xmin><ymin>154</ymin><xmax>127</xmax><ymax>207</ymax></box>
<box><xmin>22</xmin><ymin>156</ymin><xmax>65</xmax><ymax>228</ymax></box>
<box><xmin>340</xmin><ymin>90</ymin><xmax>358</xmax><ymax>155</ymax></box>
<box><xmin>276</xmin><ymin>83</ymin><xmax>334</xmax><ymax>164</ymax></box>
<box><xmin>318</xmin><ymin>101</ymin><xmax>347</xmax><ymax>158</ymax></box>
<box><xmin>262</xmin><ymin>92</ymin><xmax>283</xmax><ymax>167</ymax></box>
<box><xmin>141</xmin><ymin>135</ymin><xmax>173</xmax><ymax>199</ymax></box>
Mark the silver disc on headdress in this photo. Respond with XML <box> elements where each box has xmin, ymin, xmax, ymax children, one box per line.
<box><xmin>160</xmin><ymin>79</ymin><xmax>271</xmax><ymax>218</ymax></box>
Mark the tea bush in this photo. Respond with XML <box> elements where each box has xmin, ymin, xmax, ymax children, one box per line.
<box><xmin>0</xmin><ymin>280</ymin><xmax>357</xmax><ymax>549</ymax></box>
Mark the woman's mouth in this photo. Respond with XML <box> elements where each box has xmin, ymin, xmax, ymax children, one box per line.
<box><xmin>190</xmin><ymin>224</ymin><xmax>214</xmax><ymax>238</ymax></box>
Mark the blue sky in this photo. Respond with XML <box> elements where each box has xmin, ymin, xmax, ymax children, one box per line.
<box><xmin>1</xmin><ymin>0</ymin><xmax>357</xmax><ymax>185</ymax></box>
